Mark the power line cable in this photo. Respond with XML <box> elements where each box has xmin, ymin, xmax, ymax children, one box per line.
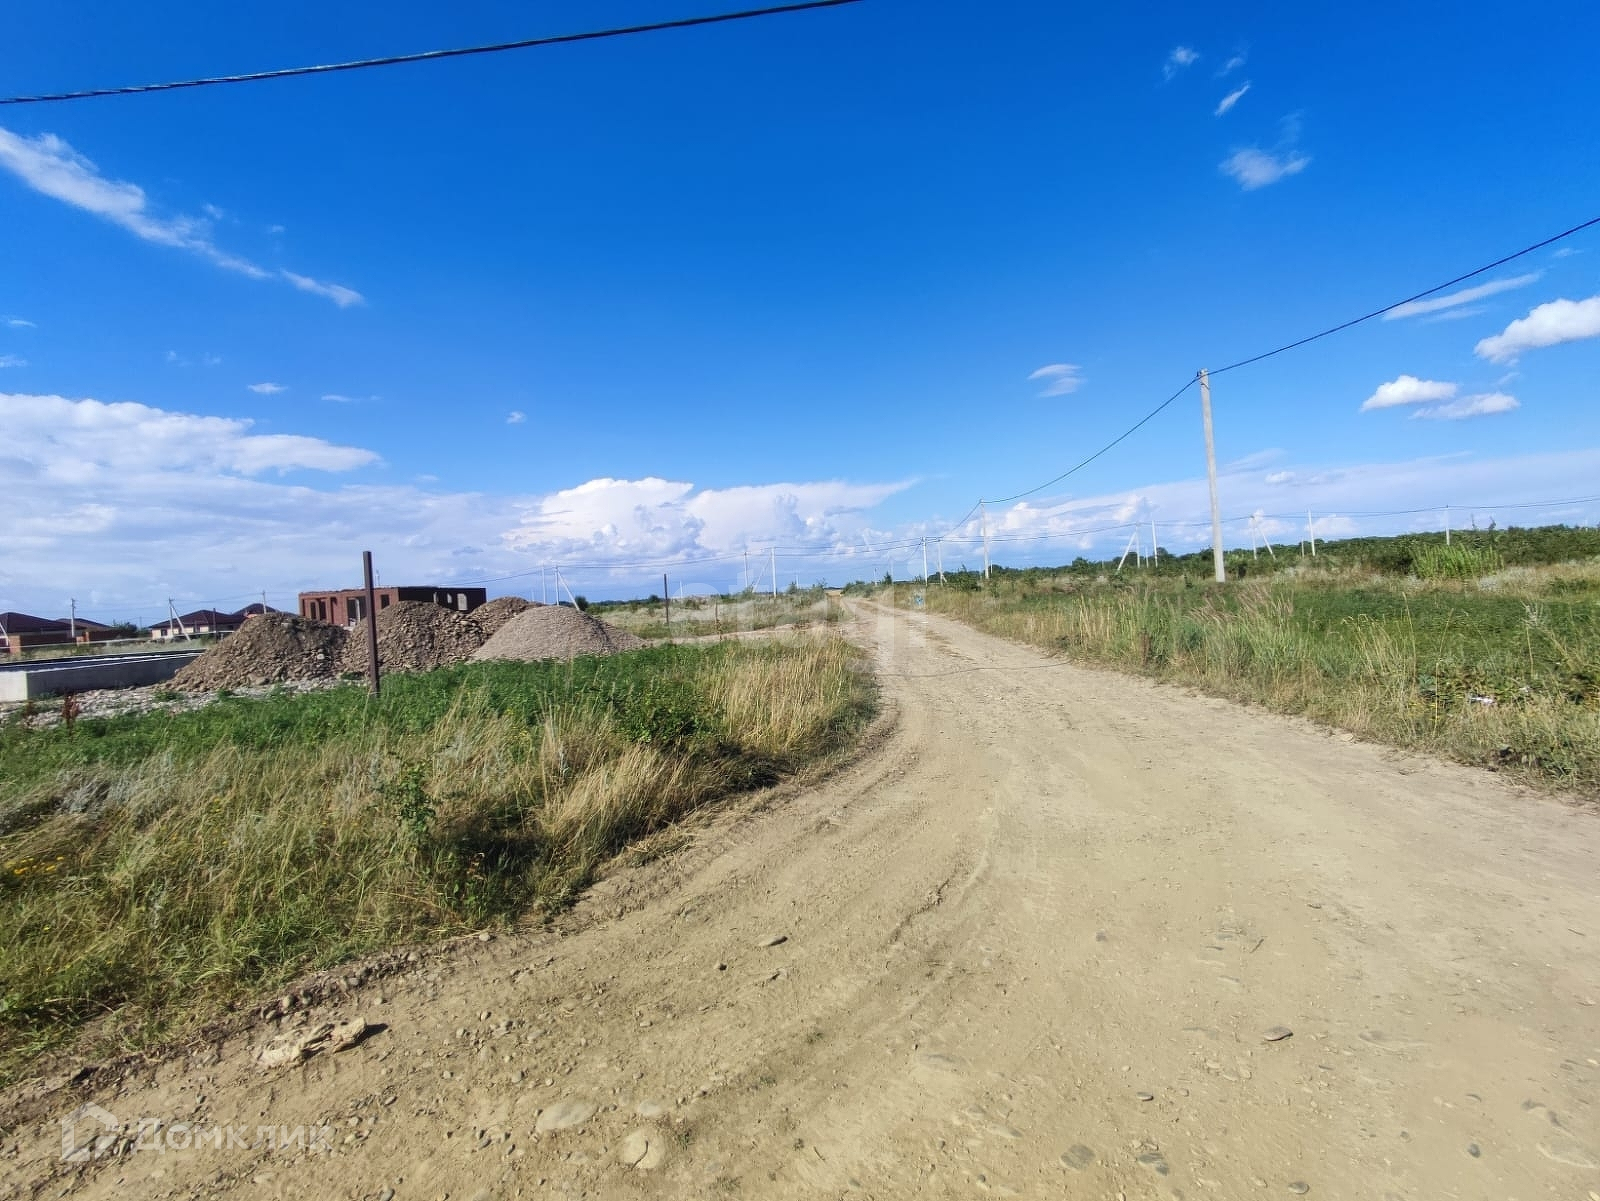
<box><xmin>0</xmin><ymin>0</ymin><xmax>864</xmax><ymax>107</ymax></box>
<box><xmin>1210</xmin><ymin>214</ymin><xmax>1600</xmax><ymax>377</ymax></box>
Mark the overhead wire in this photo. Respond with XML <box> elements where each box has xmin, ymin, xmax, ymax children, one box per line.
<box><xmin>0</xmin><ymin>0</ymin><xmax>864</xmax><ymax>107</ymax></box>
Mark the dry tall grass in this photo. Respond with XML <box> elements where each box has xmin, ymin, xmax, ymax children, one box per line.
<box><xmin>0</xmin><ymin>637</ymin><xmax>872</xmax><ymax>1080</ymax></box>
<box><xmin>912</xmin><ymin>566</ymin><xmax>1600</xmax><ymax>795</ymax></box>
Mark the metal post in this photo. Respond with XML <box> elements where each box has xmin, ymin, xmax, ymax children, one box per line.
<box><xmin>362</xmin><ymin>551</ymin><xmax>381</xmax><ymax>697</ymax></box>
<box><xmin>1199</xmin><ymin>369</ymin><xmax>1225</xmax><ymax>582</ymax></box>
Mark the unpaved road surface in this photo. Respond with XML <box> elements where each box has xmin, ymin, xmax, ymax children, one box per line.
<box><xmin>5</xmin><ymin>603</ymin><xmax>1598</xmax><ymax>1199</ymax></box>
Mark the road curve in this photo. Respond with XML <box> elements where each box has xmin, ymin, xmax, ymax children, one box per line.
<box><xmin>6</xmin><ymin>601</ymin><xmax>1598</xmax><ymax>1199</ymax></box>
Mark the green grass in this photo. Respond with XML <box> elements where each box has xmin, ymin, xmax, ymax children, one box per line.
<box><xmin>901</xmin><ymin>559</ymin><xmax>1600</xmax><ymax>796</ymax></box>
<box><xmin>0</xmin><ymin>639</ymin><xmax>874</xmax><ymax>1083</ymax></box>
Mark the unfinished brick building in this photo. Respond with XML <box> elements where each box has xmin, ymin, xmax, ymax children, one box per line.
<box><xmin>296</xmin><ymin>586</ymin><xmax>487</xmax><ymax>627</ymax></box>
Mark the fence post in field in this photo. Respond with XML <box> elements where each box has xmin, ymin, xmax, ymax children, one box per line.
<box><xmin>361</xmin><ymin>550</ymin><xmax>381</xmax><ymax>697</ymax></box>
<box><xmin>1199</xmin><ymin>369</ymin><xmax>1225</xmax><ymax>582</ymax></box>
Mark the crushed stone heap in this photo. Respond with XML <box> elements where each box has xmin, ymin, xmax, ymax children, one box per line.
<box><xmin>341</xmin><ymin>600</ymin><xmax>487</xmax><ymax>675</ymax></box>
<box><xmin>468</xmin><ymin>595</ymin><xmax>535</xmax><ymax>639</ymax></box>
<box><xmin>472</xmin><ymin>605</ymin><xmax>646</xmax><ymax>662</ymax></box>
<box><xmin>171</xmin><ymin>613</ymin><xmax>348</xmax><ymax>690</ymax></box>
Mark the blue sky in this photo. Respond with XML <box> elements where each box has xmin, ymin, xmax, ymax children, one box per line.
<box><xmin>3</xmin><ymin>0</ymin><xmax>1599</xmax><ymax>620</ymax></box>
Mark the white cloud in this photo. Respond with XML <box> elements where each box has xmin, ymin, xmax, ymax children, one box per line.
<box><xmin>280</xmin><ymin>270</ymin><xmax>364</xmax><ymax>308</ymax></box>
<box><xmin>1215</xmin><ymin>82</ymin><xmax>1251</xmax><ymax>116</ymax></box>
<box><xmin>0</xmin><ymin>125</ymin><xmax>361</xmax><ymax>306</ymax></box>
<box><xmin>1219</xmin><ymin>53</ymin><xmax>1247</xmax><ymax>76</ymax></box>
<box><xmin>1164</xmin><ymin>46</ymin><xmax>1199</xmax><ymax>79</ymax></box>
<box><xmin>0</xmin><ymin>389</ymin><xmax>915</xmax><ymax>619</ymax></box>
<box><xmin>506</xmin><ymin>410</ymin><xmax>527</xmax><ymax>425</ymax></box>
<box><xmin>1383</xmin><ymin>273</ymin><xmax>1540</xmax><ymax>321</ymax></box>
<box><xmin>1361</xmin><ymin>374</ymin><xmax>1457</xmax><ymax>412</ymax></box>
<box><xmin>1421</xmin><ymin>305</ymin><xmax>1487</xmax><ymax>324</ymax></box>
<box><xmin>267</xmin><ymin>223</ymin><xmax>286</xmax><ymax>236</ymax></box>
<box><xmin>248</xmin><ymin>382</ymin><xmax>287</xmax><ymax>395</ymax></box>
<box><xmin>0</xmin><ymin>354</ymin><xmax>26</xmax><ymax>368</ymax></box>
<box><xmin>1411</xmin><ymin>392</ymin><xmax>1520</xmax><ymax>421</ymax></box>
<box><xmin>322</xmin><ymin>393</ymin><xmax>379</xmax><ymax>404</ymax></box>
<box><xmin>1028</xmin><ymin>363</ymin><xmax>1085</xmax><ymax>397</ymax></box>
<box><xmin>1475</xmin><ymin>295</ymin><xmax>1600</xmax><ymax>363</ymax></box>
<box><xmin>1220</xmin><ymin>145</ymin><xmax>1309</xmax><ymax>189</ymax></box>
<box><xmin>4</xmin><ymin>316</ymin><xmax>34</xmax><ymax>329</ymax></box>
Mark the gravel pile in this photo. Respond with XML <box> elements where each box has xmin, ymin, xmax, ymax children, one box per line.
<box><xmin>172</xmin><ymin>614</ymin><xmax>348</xmax><ymax>690</ymax></box>
<box><xmin>472</xmin><ymin>606</ymin><xmax>646</xmax><ymax>662</ymax></box>
<box><xmin>468</xmin><ymin>596</ymin><xmax>535</xmax><ymax>639</ymax></box>
<box><xmin>342</xmin><ymin>601</ymin><xmax>487</xmax><ymax>675</ymax></box>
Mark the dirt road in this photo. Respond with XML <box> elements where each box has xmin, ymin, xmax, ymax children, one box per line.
<box><xmin>6</xmin><ymin>602</ymin><xmax>1598</xmax><ymax>1199</ymax></box>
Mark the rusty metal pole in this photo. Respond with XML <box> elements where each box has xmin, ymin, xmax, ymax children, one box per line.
<box><xmin>362</xmin><ymin>550</ymin><xmax>381</xmax><ymax>696</ymax></box>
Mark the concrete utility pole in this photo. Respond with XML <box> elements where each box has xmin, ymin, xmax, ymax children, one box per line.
<box><xmin>361</xmin><ymin>551</ymin><xmax>381</xmax><ymax>697</ymax></box>
<box><xmin>980</xmin><ymin>502</ymin><xmax>991</xmax><ymax>579</ymax></box>
<box><xmin>1199</xmin><ymin>369</ymin><xmax>1226</xmax><ymax>583</ymax></box>
<box><xmin>1307</xmin><ymin>510</ymin><xmax>1317</xmax><ymax>557</ymax></box>
<box><xmin>69</xmin><ymin>598</ymin><xmax>76</xmax><ymax>642</ymax></box>
<box><xmin>770</xmin><ymin>548</ymin><xmax>778</xmax><ymax>599</ymax></box>
<box><xmin>663</xmin><ymin>573</ymin><xmax>670</xmax><ymax>637</ymax></box>
<box><xmin>1444</xmin><ymin>505</ymin><xmax>1451</xmax><ymax>546</ymax></box>
<box><xmin>1151</xmin><ymin>520</ymin><xmax>1158</xmax><ymax>566</ymax></box>
<box><xmin>936</xmin><ymin>539</ymin><xmax>945</xmax><ymax>583</ymax></box>
<box><xmin>922</xmin><ymin>537</ymin><xmax>929</xmax><ymax>584</ymax></box>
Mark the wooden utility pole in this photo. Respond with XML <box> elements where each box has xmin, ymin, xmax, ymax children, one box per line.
<box><xmin>362</xmin><ymin>550</ymin><xmax>381</xmax><ymax>697</ymax></box>
<box><xmin>1199</xmin><ymin>369</ymin><xmax>1225</xmax><ymax>583</ymax></box>
<box><xmin>980</xmin><ymin>502</ymin><xmax>991</xmax><ymax>579</ymax></box>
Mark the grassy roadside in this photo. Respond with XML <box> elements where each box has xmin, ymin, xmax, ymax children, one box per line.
<box><xmin>596</xmin><ymin>589</ymin><xmax>846</xmax><ymax>642</ymax></box>
<box><xmin>0</xmin><ymin>638</ymin><xmax>874</xmax><ymax>1083</ymax></box>
<box><xmin>897</xmin><ymin>562</ymin><xmax>1600</xmax><ymax>796</ymax></box>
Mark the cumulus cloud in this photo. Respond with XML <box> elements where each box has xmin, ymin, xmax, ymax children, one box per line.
<box><xmin>1361</xmin><ymin>375</ymin><xmax>1457</xmax><ymax>412</ymax></box>
<box><xmin>0</xmin><ymin>389</ymin><xmax>916</xmax><ymax>619</ymax></box>
<box><xmin>1411</xmin><ymin>392</ymin><xmax>1520</xmax><ymax>421</ymax></box>
<box><xmin>1474</xmin><ymin>295</ymin><xmax>1600</xmax><ymax>363</ymax></box>
<box><xmin>0</xmin><ymin>354</ymin><xmax>26</xmax><ymax>368</ymax></box>
<box><xmin>506</xmin><ymin>410</ymin><xmax>527</xmax><ymax>424</ymax></box>
<box><xmin>247</xmin><ymin>382</ymin><xmax>286</xmax><ymax>395</ymax></box>
<box><xmin>1028</xmin><ymin>363</ymin><xmax>1085</xmax><ymax>397</ymax></box>
<box><xmin>1164</xmin><ymin>46</ymin><xmax>1199</xmax><ymax>79</ymax></box>
<box><xmin>0</xmin><ymin>125</ymin><xmax>362</xmax><ymax>306</ymax></box>
<box><xmin>1215</xmin><ymin>82</ymin><xmax>1251</xmax><ymax>115</ymax></box>
<box><xmin>1383</xmin><ymin>273</ymin><xmax>1540</xmax><ymax>321</ymax></box>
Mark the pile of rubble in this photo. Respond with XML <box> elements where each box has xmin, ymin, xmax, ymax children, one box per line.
<box><xmin>341</xmin><ymin>601</ymin><xmax>488</xmax><ymax>675</ymax></box>
<box><xmin>172</xmin><ymin>614</ymin><xmax>348</xmax><ymax>690</ymax></box>
<box><xmin>467</xmin><ymin>595</ymin><xmax>534</xmax><ymax>639</ymax></box>
<box><xmin>473</xmin><ymin>605</ymin><xmax>645</xmax><ymax>662</ymax></box>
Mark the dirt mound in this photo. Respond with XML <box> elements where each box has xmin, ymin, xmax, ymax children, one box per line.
<box><xmin>468</xmin><ymin>595</ymin><xmax>535</xmax><ymax>639</ymax></box>
<box><xmin>172</xmin><ymin>614</ymin><xmax>348</xmax><ymax>690</ymax></box>
<box><xmin>342</xmin><ymin>600</ymin><xmax>486</xmax><ymax>675</ymax></box>
<box><xmin>472</xmin><ymin>605</ymin><xmax>646</xmax><ymax>662</ymax></box>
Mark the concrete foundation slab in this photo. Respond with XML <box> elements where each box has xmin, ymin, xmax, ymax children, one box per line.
<box><xmin>0</xmin><ymin>652</ymin><xmax>203</xmax><ymax>702</ymax></box>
